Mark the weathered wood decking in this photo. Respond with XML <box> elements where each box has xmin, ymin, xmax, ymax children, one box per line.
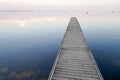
<box><xmin>48</xmin><ymin>17</ymin><xmax>103</xmax><ymax>80</ymax></box>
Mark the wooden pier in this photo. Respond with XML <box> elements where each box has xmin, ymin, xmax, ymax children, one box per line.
<box><xmin>48</xmin><ymin>17</ymin><xmax>104</xmax><ymax>80</ymax></box>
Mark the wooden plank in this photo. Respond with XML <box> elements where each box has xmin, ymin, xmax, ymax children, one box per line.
<box><xmin>48</xmin><ymin>17</ymin><xmax>104</xmax><ymax>80</ymax></box>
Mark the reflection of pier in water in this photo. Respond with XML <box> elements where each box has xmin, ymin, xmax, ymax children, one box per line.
<box><xmin>49</xmin><ymin>17</ymin><xmax>104</xmax><ymax>80</ymax></box>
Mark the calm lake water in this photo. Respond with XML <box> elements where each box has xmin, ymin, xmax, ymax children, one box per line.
<box><xmin>0</xmin><ymin>12</ymin><xmax>120</xmax><ymax>80</ymax></box>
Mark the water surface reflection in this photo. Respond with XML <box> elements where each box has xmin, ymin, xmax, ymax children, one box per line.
<box><xmin>0</xmin><ymin>12</ymin><xmax>68</xmax><ymax>80</ymax></box>
<box><xmin>0</xmin><ymin>12</ymin><xmax>120</xmax><ymax>80</ymax></box>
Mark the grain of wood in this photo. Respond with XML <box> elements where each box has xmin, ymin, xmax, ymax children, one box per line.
<box><xmin>48</xmin><ymin>17</ymin><xmax>103</xmax><ymax>80</ymax></box>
